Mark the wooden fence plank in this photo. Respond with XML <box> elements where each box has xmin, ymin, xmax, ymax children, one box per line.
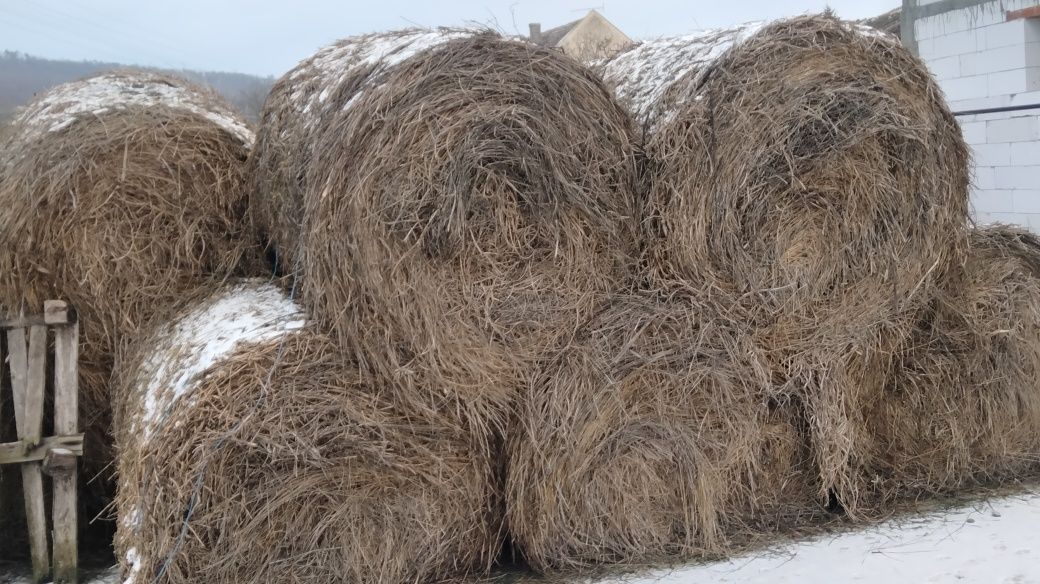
<box><xmin>0</xmin><ymin>434</ymin><xmax>85</xmax><ymax>465</ymax></box>
<box><xmin>52</xmin><ymin>318</ymin><xmax>79</xmax><ymax>584</ymax></box>
<box><xmin>8</xmin><ymin>325</ymin><xmax>50</xmax><ymax>583</ymax></box>
<box><xmin>7</xmin><ymin>328</ymin><xmax>27</xmax><ymax>436</ymax></box>
<box><xmin>25</xmin><ymin>325</ymin><xmax>47</xmax><ymax>443</ymax></box>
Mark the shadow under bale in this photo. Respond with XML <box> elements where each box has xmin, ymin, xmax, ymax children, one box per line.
<box><xmin>0</xmin><ymin>72</ymin><xmax>261</xmax><ymax>514</ymax></box>
<box><xmin>507</xmin><ymin>293</ymin><xmax>820</xmax><ymax>571</ymax></box>
<box><xmin>854</xmin><ymin>225</ymin><xmax>1040</xmax><ymax>509</ymax></box>
<box><xmin>114</xmin><ymin>281</ymin><xmax>504</xmax><ymax>584</ymax></box>
<box><xmin>301</xmin><ymin>33</ymin><xmax>639</xmax><ymax>428</ymax></box>
<box><xmin>608</xmin><ymin>15</ymin><xmax>970</xmax><ymax>515</ymax></box>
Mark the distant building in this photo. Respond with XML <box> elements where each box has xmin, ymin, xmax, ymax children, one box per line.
<box><xmin>528</xmin><ymin>10</ymin><xmax>633</xmax><ymax>62</ymax></box>
<box><xmin>860</xmin><ymin>7</ymin><xmax>901</xmax><ymax>37</ymax></box>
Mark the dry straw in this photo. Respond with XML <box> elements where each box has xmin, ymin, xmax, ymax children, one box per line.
<box><xmin>507</xmin><ymin>293</ymin><xmax>820</xmax><ymax>570</ymax></box>
<box><xmin>114</xmin><ymin>281</ymin><xmax>503</xmax><ymax>584</ymax></box>
<box><xmin>298</xmin><ymin>32</ymin><xmax>639</xmax><ymax>428</ymax></box>
<box><xmin>249</xmin><ymin>28</ymin><xmax>471</xmax><ymax>272</ymax></box>
<box><xmin>851</xmin><ymin>225</ymin><xmax>1040</xmax><ymax>509</ymax></box>
<box><xmin>607</xmin><ymin>14</ymin><xmax>971</xmax><ymax>515</ymax></box>
<box><xmin>0</xmin><ymin>71</ymin><xmax>261</xmax><ymax>496</ymax></box>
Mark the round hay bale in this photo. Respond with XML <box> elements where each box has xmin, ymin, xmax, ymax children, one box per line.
<box><xmin>0</xmin><ymin>71</ymin><xmax>263</xmax><ymax>479</ymax></box>
<box><xmin>608</xmin><ymin>14</ymin><xmax>970</xmax><ymax>513</ymax></box>
<box><xmin>506</xmin><ymin>294</ymin><xmax>819</xmax><ymax>570</ymax></box>
<box><xmin>249</xmin><ymin>28</ymin><xmax>470</xmax><ymax>272</ymax></box>
<box><xmin>114</xmin><ymin>280</ymin><xmax>503</xmax><ymax>584</ymax></box>
<box><xmin>303</xmin><ymin>33</ymin><xmax>639</xmax><ymax>407</ymax></box>
<box><xmin>851</xmin><ymin>225</ymin><xmax>1040</xmax><ymax>510</ymax></box>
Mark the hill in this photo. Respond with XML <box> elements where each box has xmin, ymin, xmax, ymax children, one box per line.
<box><xmin>0</xmin><ymin>51</ymin><xmax>273</xmax><ymax>122</ymax></box>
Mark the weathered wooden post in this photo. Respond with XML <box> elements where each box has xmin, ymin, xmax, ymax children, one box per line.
<box><xmin>0</xmin><ymin>301</ymin><xmax>82</xmax><ymax>584</ymax></box>
<box><xmin>46</xmin><ymin>300</ymin><xmax>79</xmax><ymax>584</ymax></box>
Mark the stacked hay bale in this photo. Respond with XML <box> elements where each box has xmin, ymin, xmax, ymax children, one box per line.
<box><xmin>603</xmin><ymin>14</ymin><xmax>971</xmax><ymax>515</ymax></box>
<box><xmin>864</xmin><ymin>225</ymin><xmax>1040</xmax><ymax>501</ymax></box>
<box><xmin>0</xmin><ymin>72</ymin><xmax>261</xmax><ymax>505</ymax></box>
<box><xmin>251</xmin><ymin>30</ymin><xmax>639</xmax><ymax>438</ymax></box>
<box><xmin>507</xmin><ymin>293</ymin><xmax>819</xmax><ymax>570</ymax></box>
<box><xmin>115</xmin><ymin>281</ymin><xmax>502</xmax><ymax>584</ymax></box>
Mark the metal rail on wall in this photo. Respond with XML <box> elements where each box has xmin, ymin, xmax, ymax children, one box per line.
<box><xmin>953</xmin><ymin>102</ymin><xmax>1040</xmax><ymax>117</ymax></box>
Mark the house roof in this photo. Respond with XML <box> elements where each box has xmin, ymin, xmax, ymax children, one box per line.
<box><xmin>860</xmin><ymin>7</ymin><xmax>901</xmax><ymax>37</ymax></box>
<box><xmin>538</xmin><ymin>18</ymin><xmax>581</xmax><ymax>47</ymax></box>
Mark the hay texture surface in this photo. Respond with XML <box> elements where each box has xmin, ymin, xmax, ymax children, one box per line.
<box><xmin>0</xmin><ymin>71</ymin><xmax>260</xmax><ymax>476</ymax></box>
<box><xmin>851</xmin><ymin>225</ymin><xmax>1040</xmax><ymax>509</ymax></box>
<box><xmin>507</xmin><ymin>294</ymin><xmax>818</xmax><ymax>570</ymax></box>
<box><xmin>114</xmin><ymin>281</ymin><xmax>503</xmax><ymax>584</ymax></box>
<box><xmin>302</xmin><ymin>33</ymin><xmax>638</xmax><ymax>413</ymax></box>
<box><xmin>611</xmin><ymin>15</ymin><xmax>969</xmax><ymax>514</ymax></box>
<box><xmin>249</xmin><ymin>28</ymin><xmax>470</xmax><ymax>270</ymax></box>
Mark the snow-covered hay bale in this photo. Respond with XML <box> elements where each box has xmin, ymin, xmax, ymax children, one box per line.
<box><xmin>114</xmin><ymin>281</ymin><xmax>503</xmax><ymax>584</ymax></box>
<box><xmin>249</xmin><ymin>28</ymin><xmax>469</xmax><ymax>271</ymax></box>
<box><xmin>0</xmin><ymin>71</ymin><xmax>261</xmax><ymax>477</ymax></box>
<box><xmin>303</xmin><ymin>33</ymin><xmax>638</xmax><ymax>407</ymax></box>
<box><xmin>507</xmin><ymin>294</ymin><xmax>819</xmax><ymax>570</ymax></box>
<box><xmin>607</xmin><ymin>15</ymin><xmax>970</xmax><ymax>514</ymax></box>
<box><xmin>854</xmin><ymin>225</ymin><xmax>1040</xmax><ymax>510</ymax></box>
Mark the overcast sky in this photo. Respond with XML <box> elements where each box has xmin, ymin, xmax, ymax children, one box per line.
<box><xmin>0</xmin><ymin>0</ymin><xmax>900</xmax><ymax>78</ymax></box>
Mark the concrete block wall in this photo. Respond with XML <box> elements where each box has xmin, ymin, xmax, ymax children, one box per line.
<box><xmin>905</xmin><ymin>0</ymin><xmax>1040</xmax><ymax>229</ymax></box>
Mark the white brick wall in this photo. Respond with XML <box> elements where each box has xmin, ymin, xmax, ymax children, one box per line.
<box><xmin>914</xmin><ymin>0</ymin><xmax>1040</xmax><ymax>230</ymax></box>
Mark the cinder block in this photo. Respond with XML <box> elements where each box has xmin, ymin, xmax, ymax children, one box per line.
<box><xmin>916</xmin><ymin>10</ymin><xmax>973</xmax><ymax>40</ymax></box>
<box><xmin>948</xmin><ymin>95</ymin><xmax>1010</xmax><ymax>115</ymax></box>
<box><xmin>942</xmin><ymin>74</ymin><xmax>989</xmax><ymax>101</ymax></box>
<box><xmin>972</xmin><ymin>142</ymin><xmax>1012</xmax><ymax>166</ymax></box>
<box><xmin>995</xmin><ymin>166</ymin><xmax>1040</xmax><ymax>190</ymax></box>
<box><xmin>986</xmin><ymin>115</ymin><xmax>1040</xmax><ymax>143</ymax></box>
<box><xmin>973</xmin><ymin>166</ymin><xmax>997</xmax><ymax>189</ymax></box>
<box><xmin>1010</xmin><ymin>142</ymin><xmax>1040</xmax><ymax>166</ymax></box>
<box><xmin>959</xmin><ymin>120</ymin><xmax>987</xmax><ymax>143</ymax></box>
<box><xmin>1013</xmin><ymin>189</ymin><xmax>1040</xmax><ymax>213</ymax></box>
<box><xmin>961</xmin><ymin>45</ymin><xmax>1028</xmax><ymax>77</ymax></box>
<box><xmin>931</xmin><ymin>30</ymin><xmax>982</xmax><ymax>59</ymax></box>
<box><xmin>971</xmin><ymin>188</ymin><xmax>1015</xmax><ymax>212</ymax></box>
<box><xmin>927</xmin><ymin>55</ymin><xmax>961</xmax><ymax>79</ymax></box>
<box><xmin>983</xmin><ymin>20</ymin><xmax>1026</xmax><ymax>50</ymax></box>
<box><xmin>989</xmin><ymin>68</ymin><xmax>1040</xmax><ymax>96</ymax></box>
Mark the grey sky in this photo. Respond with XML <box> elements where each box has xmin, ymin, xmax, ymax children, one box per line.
<box><xmin>0</xmin><ymin>1</ymin><xmax>900</xmax><ymax>78</ymax></box>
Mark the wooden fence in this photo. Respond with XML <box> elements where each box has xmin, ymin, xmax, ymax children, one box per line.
<box><xmin>0</xmin><ymin>300</ymin><xmax>81</xmax><ymax>584</ymax></box>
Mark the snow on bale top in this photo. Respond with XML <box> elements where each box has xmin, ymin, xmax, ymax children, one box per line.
<box><xmin>287</xmin><ymin>28</ymin><xmax>473</xmax><ymax>127</ymax></box>
<box><xmin>122</xmin><ymin>280</ymin><xmax>306</xmax><ymax>442</ymax></box>
<box><xmin>248</xmin><ymin>27</ymin><xmax>476</xmax><ymax>272</ymax></box>
<box><xmin>8</xmin><ymin>71</ymin><xmax>254</xmax><ymax>147</ymax></box>
<box><xmin>599</xmin><ymin>23</ymin><xmax>763</xmax><ymax>129</ymax></box>
<box><xmin>112</xmin><ymin>278</ymin><xmax>504</xmax><ymax>584</ymax></box>
<box><xmin>599</xmin><ymin>19</ymin><xmax>892</xmax><ymax>131</ymax></box>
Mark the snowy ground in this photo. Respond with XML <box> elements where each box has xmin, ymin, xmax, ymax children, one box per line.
<box><xmin>2</xmin><ymin>490</ymin><xmax>1039</xmax><ymax>584</ymax></box>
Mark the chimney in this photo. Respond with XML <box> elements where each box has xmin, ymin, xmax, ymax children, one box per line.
<box><xmin>529</xmin><ymin>23</ymin><xmax>542</xmax><ymax>44</ymax></box>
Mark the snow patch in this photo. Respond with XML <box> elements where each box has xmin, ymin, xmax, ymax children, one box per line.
<box><xmin>601</xmin><ymin>19</ymin><xmax>897</xmax><ymax>131</ymax></box>
<box><xmin>121</xmin><ymin>548</ymin><xmax>141</xmax><ymax>584</ymax></box>
<box><xmin>131</xmin><ymin>281</ymin><xmax>305</xmax><ymax>441</ymax></box>
<box><xmin>586</xmin><ymin>491</ymin><xmax>1040</xmax><ymax>584</ymax></box>
<box><xmin>600</xmin><ymin>22</ymin><xmax>764</xmax><ymax>128</ymax></box>
<box><xmin>286</xmin><ymin>29</ymin><xmax>471</xmax><ymax>128</ymax></box>
<box><xmin>11</xmin><ymin>72</ymin><xmax>254</xmax><ymax>146</ymax></box>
